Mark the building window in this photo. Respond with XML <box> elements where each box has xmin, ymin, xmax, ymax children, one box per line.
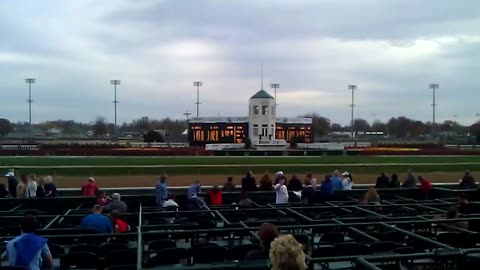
<box><xmin>253</xmin><ymin>124</ymin><xmax>258</xmax><ymax>136</ymax></box>
<box><xmin>253</xmin><ymin>106</ymin><xmax>259</xmax><ymax>115</ymax></box>
<box><xmin>262</xmin><ymin>105</ymin><xmax>268</xmax><ymax>115</ymax></box>
<box><xmin>271</xmin><ymin>105</ymin><xmax>275</xmax><ymax>115</ymax></box>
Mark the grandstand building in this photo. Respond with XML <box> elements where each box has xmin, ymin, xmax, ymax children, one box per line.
<box><xmin>188</xmin><ymin>89</ymin><xmax>313</xmax><ymax>146</ymax></box>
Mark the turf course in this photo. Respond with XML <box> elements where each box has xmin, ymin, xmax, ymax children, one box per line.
<box><xmin>1</xmin><ymin>156</ymin><xmax>480</xmax><ymax>176</ymax></box>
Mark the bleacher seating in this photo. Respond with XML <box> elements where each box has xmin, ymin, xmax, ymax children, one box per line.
<box><xmin>1</xmin><ymin>187</ymin><xmax>480</xmax><ymax>269</ymax></box>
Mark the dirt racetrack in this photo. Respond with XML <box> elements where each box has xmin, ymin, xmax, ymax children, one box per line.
<box><xmin>49</xmin><ymin>171</ymin><xmax>471</xmax><ymax>188</ymax></box>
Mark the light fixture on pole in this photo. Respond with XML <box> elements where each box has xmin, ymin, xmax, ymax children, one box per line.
<box><xmin>270</xmin><ymin>83</ymin><xmax>280</xmax><ymax>107</ymax></box>
<box><xmin>25</xmin><ymin>78</ymin><xmax>36</xmax><ymax>141</ymax></box>
<box><xmin>429</xmin><ymin>83</ymin><xmax>439</xmax><ymax>137</ymax></box>
<box><xmin>348</xmin><ymin>85</ymin><xmax>357</xmax><ymax>139</ymax></box>
<box><xmin>193</xmin><ymin>81</ymin><xmax>202</xmax><ymax>118</ymax></box>
<box><xmin>111</xmin><ymin>80</ymin><xmax>121</xmax><ymax>140</ymax></box>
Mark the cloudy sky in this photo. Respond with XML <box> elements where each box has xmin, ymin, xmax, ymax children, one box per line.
<box><xmin>1</xmin><ymin>0</ymin><xmax>479</xmax><ymax>125</ymax></box>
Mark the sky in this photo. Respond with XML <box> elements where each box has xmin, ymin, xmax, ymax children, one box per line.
<box><xmin>1</xmin><ymin>0</ymin><xmax>479</xmax><ymax>125</ymax></box>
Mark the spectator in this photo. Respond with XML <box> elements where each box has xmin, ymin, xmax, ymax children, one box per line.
<box><xmin>162</xmin><ymin>193</ymin><xmax>179</xmax><ymax>208</ymax></box>
<box><xmin>238</xmin><ymin>191</ymin><xmax>255</xmax><ymax>208</ymax></box>
<box><xmin>245</xmin><ymin>223</ymin><xmax>279</xmax><ymax>261</ymax></box>
<box><xmin>320</xmin><ymin>175</ymin><xmax>334</xmax><ymax>198</ymax></box>
<box><xmin>80</xmin><ymin>205</ymin><xmax>113</xmax><ymax>233</ymax></box>
<box><xmin>274</xmin><ymin>177</ymin><xmax>289</xmax><ymax>204</ymax></box>
<box><xmin>457</xmin><ymin>193</ymin><xmax>478</xmax><ymax>215</ymax></box>
<box><xmin>5</xmin><ymin>172</ymin><xmax>18</xmax><ymax>198</ymax></box>
<box><xmin>330</xmin><ymin>170</ymin><xmax>343</xmax><ymax>191</ymax></box>
<box><xmin>187</xmin><ymin>181</ymin><xmax>206</xmax><ymax>209</ymax></box>
<box><xmin>26</xmin><ymin>174</ymin><xmax>38</xmax><ymax>198</ymax></box>
<box><xmin>403</xmin><ymin>170</ymin><xmax>417</xmax><ymax>188</ymax></box>
<box><xmin>306</xmin><ymin>173</ymin><xmax>317</xmax><ymax>188</ymax></box>
<box><xmin>208</xmin><ymin>185</ymin><xmax>223</xmax><ymax>206</ymax></box>
<box><xmin>341</xmin><ymin>172</ymin><xmax>353</xmax><ymax>190</ymax></box>
<box><xmin>81</xmin><ymin>177</ymin><xmax>99</xmax><ymax>196</ymax></box>
<box><xmin>365</xmin><ymin>187</ymin><xmax>380</xmax><ymax>203</ymax></box>
<box><xmin>103</xmin><ymin>193</ymin><xmax>128</xmax><ymax>213</ymax></box>
<box><xmin>6</xmin><ymin>215</ymin><xmax>53</xmax><ymax>270</ymax></box>
<box><xmin>43</xmin><ymin>176</ymin><xmax>57</xmax><ymax>197</ymax></box>
<box><xmin>418</xmin><ymin>176</ymin><xmax>432</xmax><ymax>199</ymax></box>
<box><xmin>0</xmin><ymin>179</ymin><xmax>8</xmax><ymax>198</ymax></box>
<box><xmin>301</xmin><ymin>179</ymin><xmax>316</xmax><ymax>205</ymax></box>
<box><xmin>269</xmin><ymin>234</ymin><xmax>307</xmax><ymax>270</ymax></box>
<box><xmin>241</xmin><ymin>170</ymin><xmax>258</xmax><ymax>192</ymax></box>
<box><xmin>390</xmin><ymin>173</ymin><xmax>400</xmax><ymax>188</ymax></box>
<box><xmin>110</xmin><ymin>210</ymin><xmax>130</xmax><ymax>233</ymax></box>
<box><xmin>96</xmin><ymin>191</ymin><xmax>110</xmax><ymax>206</ymax></box>
<box><xmin>259</xmin><ymin>173</ymin><xmax>273</xmax><ymax>191</ymax></box>
<box><xmin>36</xmin><ymin>177</ymin><xmax>46</xmax><ymax>198</ymax></box>
<box><xmin>274</xmin><ymin>171</ymin><xmax>287</xmax><ymax>185</ymax></box>
<box><xmin>376</xmin><ymin>172</ymin><xmax>390</xmax><ymax>189</ymax></box>
<box><xmin>222</xmin><ymin>177</ymin><xmax>236</xmax><ymax>192</ymax></box>
<box><xmin>460</xmin><ymin>170</ymin><xmax>476</xmax><ymax>189</ymax></box>
<box><xmin>16</xmin><ymin>175</ymin><xmax>28</xmax><ymax>199</ymax></box>
<box><xmin>287</xmin><ymin>175</ymin><xmax>303</xmax><ymax>192</ymax></box>
<box><xmin>446</xmin><ymin>206</ymin><xmax>469</xmax><ymax>229</ymax></box>
<box><xmin>155</xmin><ymin>174</ymin><xmax>168</xmax><ymax>206</ymax></box>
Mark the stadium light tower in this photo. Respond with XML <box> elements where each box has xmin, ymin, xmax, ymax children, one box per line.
<box><xmin>25</xmin><ymin>78</ymin><xmax>36</xmax><ymax>141</ymax></box>
<box><xmin>348</xmin><ymin>84</ymin><xmax>357</xmax><ymax>139</ymax></box>
<box><xmin>193</xmin><ymin>81</ymin><xmax>202</xmax><ymax>118</ymax></box>
<box><xmin>111</xmin><ymin>80</ymin><xmax>121</xmax><ymax>140</ymax></box>
<box><xmin>270</xmin><ymin>83</ymin><xmax>280</xmax><ymax>107</ymax></box>
<box><xmin>429</xmin><ymin>83</ymin><xmax>439</xmax><ymax>137</ymax></box>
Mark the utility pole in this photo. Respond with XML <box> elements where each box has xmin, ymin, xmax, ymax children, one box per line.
<box><xmin>111</xmin><ymin>80</ymin><xmax>121</xmax><ymax>140</ymax></box>
<box><xmin>183</xmin><ymin>111</ymin><xmax>192</xmax><ymax>121</ymax></box>
<box><xmin>429</xmin><ymin>83</ymin><xmax>439</xmax><ymax>137</ymax></box>
<box><xmin>25</xmin><ymin>78</ymin><xmax>36</xmax><ymax>141</ymax></box>
<box><xmin>270</xmin><ymin>83</ymin><xmax>280</xmax><ymax>107</ymax></box>
<box><xmin>348</xmin><ymin>85</ymin><xmax>357</xmax><ymax>139</ymax></box>
<box><xmin>193</xmin><ymin>81</ymin><xmax>202</xmax><ymax>118</ymax></box>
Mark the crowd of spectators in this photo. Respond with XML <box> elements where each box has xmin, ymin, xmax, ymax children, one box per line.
<box><xmin>1</xmin><ymin>172</ymin><xmax>57</xmax><ymax>199</ymax></box>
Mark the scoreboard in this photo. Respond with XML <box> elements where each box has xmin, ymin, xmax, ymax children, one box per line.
<box><xmin>189</xmin><ymin>122</ymin><xmax>249</xmax><ymax>146</ymax></box>
<box><xmin>189</xmin><ymin>121</ymin><xmax>312</xmax><ymax>145</ymax></box>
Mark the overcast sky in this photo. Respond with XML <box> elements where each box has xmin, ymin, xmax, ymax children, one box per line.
<box><xmin>1</xmin><ymin>0</ymin><xmax>479</xmax><ymax>125</ymax></box>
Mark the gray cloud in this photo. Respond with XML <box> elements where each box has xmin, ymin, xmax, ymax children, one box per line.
<box><xmin>0</xmin><ymin>0</ymin><xmax>479</xmax><ymax>125</ymax></box>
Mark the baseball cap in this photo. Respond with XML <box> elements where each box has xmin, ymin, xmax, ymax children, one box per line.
<box><xmin>5</xmin><ymin>172</ymin><xmax>14</xmax><ymax>177</ymax></box>
<box><xmin>88</xmin><ymin>177</ymin><xmax>95</xmax><ymax>182</ymax></box>
<box><xmin>342</xmin><ymin>172</ymin><xmax>349</xmax><ymax>176</ymax></box>
<box><xmin>275</xmin><ymin>171</ymin><xmax>284</xmax><ymax>175</ymax></box>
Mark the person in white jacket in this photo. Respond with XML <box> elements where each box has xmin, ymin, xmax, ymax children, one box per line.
<box><xmin>341</xmin><ymin>172</ymin><xmax>353</xmax><ymax>190</ymax></box>
<box><xmin>26</xmin><ymin>174</ymin><xmax>38</xmax><ymax>198</ymax></box>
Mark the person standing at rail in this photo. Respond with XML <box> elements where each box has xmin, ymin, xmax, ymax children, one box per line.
<box><xmin>274</xmin><ymin>177</ymin><xmax>289</xmax><ymax>204</ymax></box>
<box><xmin>155</xmin><ymin>174</ymin><xmax>169</xmax><ymax>206</ymax></box>
<box><xmin>5</xmin><ymin>172</ymin><xmax>18</xmax><ymax>198</ymax></box>
<box><xmin>242</xmin><ymin>170</ymin><xmax>258</xmax><ymax>192</ymax></box>
<box><xmin>81</xmin><ymin>177</ymin><xmax>99</xmax><ymax>196</ymax></box>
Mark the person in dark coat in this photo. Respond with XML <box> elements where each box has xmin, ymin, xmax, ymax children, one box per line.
<box><xmin>222</xmin><ymin>177</ymin><xmax>236</xmax><ymax>192</ymax></box>
<box><xmin>287</xmin><ymin>175</ymin><xmax>303</xmax><ymax>192</ymax></box>
<box><xmin>258</xmin><ymin>173</ymin><xmax>273</xmax><ymax>191</ymax></box>
<box><xmin>5</xmin><ymin>172</ymin><xmax>18</xmax><ymax>198</ymax></box>
<box><xmin>241</xmin><ymin>171</ymin><xmax>258</xmax><ymax>192</ymax></box>
<box><xmin>460</xmin><ymin>170</ymin><xmax>477</xmax><ymax>189</ymax></box>
<box><xmin>376</xmin><ymin>172</ymin><xmax>390</xmax><ymax>188</ymax></box>
<box><xmin>43</xmin><ymin>176</ymin><xmax>57</xmax><ymax>197</ymax></box>
<box><xmin>402</xmin><ymin>170</ymin><xmax>417</xmax><ymax>188</ymax></box>
<box><xmin>390</xmin><ymin>173</ymin><xmax>400</xmax><ymax>188</ymax></box>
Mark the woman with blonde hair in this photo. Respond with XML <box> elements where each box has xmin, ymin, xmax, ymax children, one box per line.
<box><xmin>26</xmin><ymin>173</ymin><xmax>38</xmax><ymax>198</ymax></box>
<box><xmin>365</xmin><ymin>187</ymin><xmax>380</xmax><ymax>203</ymax></box>
<box><xmin>44</xmin><ymin>176</ymin><xmax>57</xmax><ymax>197</ymax></box>
<box><xmin>16</xmin><ymin>174</ymin><xmax>28</xmax><ymax>199</ymax></box>
<box><xmin>36</xmin><ymin>176</ymin><xmax>46</xmax><ymax>198</ymax></box>
<box><xmin>269</xmin><ymin>234</ymin><xmax>307</xmax><ymax>270</ymax></box>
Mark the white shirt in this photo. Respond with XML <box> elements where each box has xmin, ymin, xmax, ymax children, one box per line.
<box><xmin>162</xmin><ymin>199</ymin><xmax>179</xmax><ymax>208</ymax></box>
<box><xmin>27</xmin><ymin>180</ymin><xmax>37</xmax><ymax>198</ymax></box>
<box><xmin>342</xmin><ymin>178</ymin><xmax>353</xmax><ymax>190</ymax></box>
<box><xmin>274</xmin><ymin>184</ymin><xmax>289</xmax><ymax>204</ymax></box>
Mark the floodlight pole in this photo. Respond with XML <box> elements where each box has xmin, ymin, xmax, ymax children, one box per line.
<box><xmin>429</xmin><ymin>83</ymin><xmax>439</xmax><ymax>137</ymax></box>
<box><xmin>193</xmin><ymin>81</ymin><xmax>202</xmax><ymax>118</ymax></box>
<box><xmin>270</xmin><ymin>83</ymin><xmax>280</xmax><ymax>107</ymax></box>
<box><xmin>111</xmin><ymin>80</ymin><xmax>121</xmax><ymax>140</ymax></box>
<box><xmin>348</xmin><ymin>85</ymin><xmax>357</xmax><ymax>139</ymax></box>
<box><xmin>25</xmin><ymin>78</ymin><xmax>36</xmax><ymax>141</ymax></box>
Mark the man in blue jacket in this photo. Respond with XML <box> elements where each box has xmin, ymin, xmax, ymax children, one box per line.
<box><xmin>80</xmin><ymin>205</ymin><xmax>113</xmax><ymax>233</ymax></box>
<box><xmin>7</xmin><ymin>215</ymin><xmax>53</xmax><ymax>270</ymax></box>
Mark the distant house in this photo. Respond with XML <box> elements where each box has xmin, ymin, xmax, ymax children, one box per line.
<box><xmin>46</xmin><ymin>128</ymin><xmax>62</xmax><ymax>137</ymax></box>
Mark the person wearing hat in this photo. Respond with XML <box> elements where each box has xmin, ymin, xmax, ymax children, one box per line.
<box><xmin>81</xmin><ymin>177</ymin><xmax>99</xmax><ymax>197</ymax></box>
<box><xmin>341</xmin><ymin>172</ymin><xmax>353</xmax><ymax>190</ymax></box>
<box><xmin>5</xmin><ymin>172</ymin><xmax>18</xmax><ymax>198</ymax></box>
<box><xmin>274</xmin><ymin>171</ymin><xmax>287</xmax><ymax>186</ymax></box>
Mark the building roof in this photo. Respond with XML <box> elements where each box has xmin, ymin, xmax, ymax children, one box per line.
<box><xmin>250</xmin><ymin>89</ymin><xmax>274</xmax><ymax>99</ymax></box>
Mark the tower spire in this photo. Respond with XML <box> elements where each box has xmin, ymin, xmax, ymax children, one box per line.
<box><xmin>261</xmin><ymin>63</ymin><xmax>264</xmax><ymax>90</ymax></box>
